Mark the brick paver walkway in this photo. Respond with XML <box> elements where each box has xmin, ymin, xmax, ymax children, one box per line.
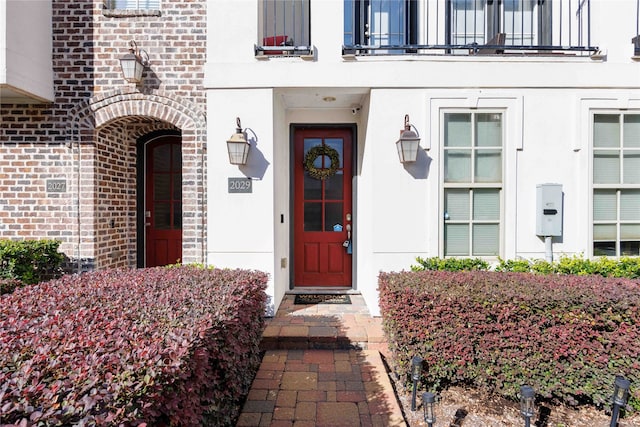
<box><xmin>237</xmin><ymin>294</ymin><xmax>406</xmax><ymax>427</ymax></box>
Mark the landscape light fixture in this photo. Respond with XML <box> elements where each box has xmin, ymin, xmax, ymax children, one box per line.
<box><xmin>410</xmin><ymin>355</ymin><xmax>423</xmax><ymax>411</ymax></box>
<box><xmin>396</xmin><ymin>114</ymin><xmax>421</xmax><ymax>163</ymax></box>
<box><xmin>520</xmin><ymin>385</ymin><xmax>535</xmax><ymax>427</ymax></box>
<box><xmin>422</xmin><ymin>392</ymin><xmax>436</xmax><ymax>427</ymax></box>
<box><xmin>226</xmin><ymin>117</ymin><xmax>251</xmax><ymax>165</ymax></box>
<box><xmin>610</xmin><ymin>376</ymin><xmax>630</xmax><ymax>427</ymax></box>
<box><xmin>119</xmin><ymin>40</ymin><xmax>149</xmax><ymax>84</ymax></box>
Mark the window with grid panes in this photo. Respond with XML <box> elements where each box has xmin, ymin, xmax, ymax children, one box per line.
<box><xmin>107</xmin><ymin>0</ymin><xmax>159</xmax><ymax>9</ymax></box>
<box><xmin>592</xmin><ymin>114</ymin><xmax>640</xmax><ymax>257</ymax></box>
<box><xmin>443</xmin><ymin>112</ymin><xmax>503</xmax><ymax>256</ymax></box>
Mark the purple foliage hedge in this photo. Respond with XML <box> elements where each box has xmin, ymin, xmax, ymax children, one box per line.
<box><xmin>0</xmin><ymin>266</ymin><xmax>268</xmax><ymax>426</ymax></box>
<box><xmin>379</xmin><ymin>271</ymin><xmax>640</xmax><ymax>410</ymax></box>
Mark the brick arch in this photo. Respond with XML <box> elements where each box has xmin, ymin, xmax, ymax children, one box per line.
<box><xmin>67</xmin><ymin>89</ymin><xmax>206</xmax><ymax>136</ymax></box>
<box><xmin>66</xmin><ymin>89</ymin><xmax>207</xmax><ymax>267</ymax></box>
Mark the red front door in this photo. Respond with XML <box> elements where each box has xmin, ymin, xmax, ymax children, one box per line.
<box><xmin>294</xmin><ymin>128</ymin><xmax>353</xmax><ymax>287</ymax></box>
<box><xmin>145</xmin><ymin>137</ymin><xmax>182</xmax><ymax>267</ymax></box>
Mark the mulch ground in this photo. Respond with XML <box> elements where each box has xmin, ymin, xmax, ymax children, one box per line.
<box><xmin>390</xmin><ymin>375</ymin><xmax>640</xmax><ymax>426</ymax></box>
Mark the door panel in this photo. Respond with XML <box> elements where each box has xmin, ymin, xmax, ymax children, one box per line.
<box><xmin>146</xmin><ymin>137</ymin><xmax>182</xmax><ymax>267</ymax></box>
<box><xmin>294</xmin><ymin>128</ymin><xmax>353</xmax><ymax>287</ymax></box>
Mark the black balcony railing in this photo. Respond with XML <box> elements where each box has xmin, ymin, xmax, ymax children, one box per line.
<box><xmin>342</xmin><ymin>0</ymin><xmax>599</xmax><ymax>56</ymax></box>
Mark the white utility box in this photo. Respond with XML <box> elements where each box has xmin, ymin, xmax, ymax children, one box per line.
<box><xmin>536</xmin><ymin>183</ymin><xmax>563</xmax><ymax>237</ymax></box>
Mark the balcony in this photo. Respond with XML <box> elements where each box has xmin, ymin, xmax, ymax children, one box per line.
<box><xmin>343</xmin><ymin>0</ymin><xmax>600</xmax><ymax>56</ymax></box>
<box><xmin>255</xmin><ymin>1</ymin><xmax>600</xmax><ymax>59</ymax></box>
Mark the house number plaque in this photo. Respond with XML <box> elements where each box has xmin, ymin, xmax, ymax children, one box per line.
<box><xmin>46</xmin><ymin>179</ymin><xmax>67</xmax><ymax>193</ymax></box>
<box><xmin>228</xmin><ymin>177</ymin><xmax>252</xmax><ymax>193</ymax></box>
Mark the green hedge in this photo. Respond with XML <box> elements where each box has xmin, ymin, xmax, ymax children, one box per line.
<box><xmin>412</xmin><ymin>255</ymin><xmax>640</xmax><ymax>279</ymax></box>
<box><xmin>0</xmin><ymin>240</ymin><xmax>64</xmax><ymax>289</ymax></box>
<box><xmin>379</xmin><ymin>271</ymin><xmax>640</xmax><ymax>412</ymax></box>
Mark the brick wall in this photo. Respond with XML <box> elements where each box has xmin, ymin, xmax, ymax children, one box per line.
<box><xmin>0</xmin><ymin>0</ymin><xmax>207</xmax><ymax>270</ymax></box>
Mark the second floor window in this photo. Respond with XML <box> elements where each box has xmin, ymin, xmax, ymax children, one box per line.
<box><xmin>344</xmin><ymin>0</ymin><xmax>418</xmax><ymax>48</ymax></box>
<box><xmin>259</xmin><ymin>0</ymin><xmax>310</xmax><ymax>53</ymax></box>
<box><xmin>449</xmin><ymin>0</ymin><xmax>551</xmax><ymax>46</ymax></box>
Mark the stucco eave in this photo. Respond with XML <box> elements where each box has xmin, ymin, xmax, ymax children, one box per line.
<box><xmin>204</xmin><ymin>59</ymin><xmax>640</xmax><ymax>91</ymax></box>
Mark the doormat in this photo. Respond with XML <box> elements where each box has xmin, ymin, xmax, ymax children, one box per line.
<box><xmin>294</xmin><ymin>294</ymin><xmax>352</xmax><ymax>305</ymax></box>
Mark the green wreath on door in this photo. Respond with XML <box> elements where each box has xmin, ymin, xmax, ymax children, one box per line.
<box><xmin>304</xmin><ymin>145</ymin><xmax>340</xmax><ymax>180</ymax></box>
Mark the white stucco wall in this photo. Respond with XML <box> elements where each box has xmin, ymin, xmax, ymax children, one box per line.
<box><xmin>205</xmin><ymin>0</ymin><xmax>640</xmax><ymax>316</ymax></box>
<box><xmin>0</xmin><ymin>0</ymin><xmax>53</xmax><ymax>102</ymax></box>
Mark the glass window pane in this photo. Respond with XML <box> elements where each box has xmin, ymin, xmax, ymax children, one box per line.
<box><xmin>476</xmin><ymin>113</ymin><xmax>502</xmax><ymax>147</ymax></box>
<box><xmin>621</xmin><ymin>224</ymin><xmax>640</xmax><ymax>240</ymax></box>
<box><xmin>593</xmin><ymin>190</ymin><xmax>617</xmax><ymax>221</ymax></box>
<box><xmin>325</xmin><ymin>138</ymin><xmax>344</xmax><ymax>168</ymax></box>
<box><xmin>304</xmin><ymin>138</ymin><xmax>323</xmax><ymax>157</ymax></box>
<box><xmin>173</xmin><ymin>174</ymin><xmax>181</xmax><ymax>200</ymax></box>
<box><xmin>154</xmin><ymin>174</ymin><xmax>170</xmax><ymax>201</ymax></box>
<box><xmin>325</xmin><ymin>171</ymin><xmax>344</xmax><ymax>200</ymax></box>
<box><xmin>593</xmin><ymin>224</ymin><xmax>616</xmax><ymax>240</ymax></box>
<box><xmin>623</xmin><ymin>115</ymin><xmax>640</xmax><ymax>148</ymax></box>
<box><xmin>445</xmin><ymin>224</ymin><xmax>469</xmax><ymax>256</ymax></box>
<box><xmin>593</xmin><ymin>151</ymin><xmax>620</xmax><ymax>184</ymax></box>
<box><xmin>445</xmin><ymin>114</ymin><xmax>471</xmax><ymax>147</ymax></box>
<box><xmin>594</xmin><ymin>114</ymin><xmax>620</xmax><ymax>148</ymax></box>
<box><xmin>344</xmin><ymin>0</ymin><xmax>354</xmax><ymax>45</ymax></box>
<box><xmin>594</xmin><ymin>241</ymin><xmax>617</xmax><ymax>257</ymax></box>
<box><xmin>620</xmin><ymin>190</ymin><xmax>640</xmax><ymax>221</ymax></box>
<box><xmin>473</xmin><ymin>189</ymin><xmax>500</xmax><ymax>220</ymax></box>
<box><xmin>172</xmin><ymin>144</ymin><xmax>182</xmax><ymax>172</ymax></box>
<box><xmin>451</xmin><ymin>0</ymin><xmax>485</xmax><ymax>44</ymax></box>
<box><xmin>154</xmin><ymin>202</ymin><xmax>171</xmax><ymax>229</ymax></box>
<box><xmin>304</xmin><ymin>203</ymin><xmax>322</xmax><ymax>231</ymax></box>
<box><xmin>304</xmin><ymin>171</ymin><xmax>322</xmax><ymax>200</ymax></box>
<box><xmin>472</xmin><ymin>224</ymin><xmax>499</xmax><ymax>256</ymax></box>
<box><xmin>475</xmin><ymin>149</ymin><xmax>502</xmax><ymax>182</ymax></box>
<box><xmin>153</xmin><ymin>144</ymin><xmax>171</xmax><ymax>172</ymax></box>
<box><xmin>445</xmin><ymin>189</ymin><xmax>469</xmax><ymax>221</ymax></box>
<box><xmin>325</xmin><ymin>203</ymin><xmax>343</xmax><ymax>232</ymax></box>
<box><xmin>173</xmin><ymin>203</ymin><xmax>182</xmax><ymax>228</ymax></box>
<box><xmin>621</xmin><ymin>241</ymin><xmax>640</xmax><ymax>256</ymax></box>
<box><xmin>503</xmin><ymin>0</ymin><xmax>535</xmax><ymax>45</ymax></box>
<box><xmin>623</xmin><ymin>152</ymin><xmax>640</xmax><ymax>184</ymax></box>
<box><xmin>445</xmin><ymin>150</ymin><xmax>471</xmax><ymax>182</ymax></box>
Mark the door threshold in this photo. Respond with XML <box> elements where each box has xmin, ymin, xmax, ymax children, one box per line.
<box><xmin>288</xmin><ymin>287</ymin><xmax>359</xmax><ymax>295</ymax></box>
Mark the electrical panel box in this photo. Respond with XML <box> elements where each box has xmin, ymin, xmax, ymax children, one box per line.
<box><xmin>536</xmin><ymin>184</ymin><xmax>563</xmax><ymax>237</ymax></box>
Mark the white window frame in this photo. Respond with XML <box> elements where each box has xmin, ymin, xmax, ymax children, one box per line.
<box><xmin>107</xmin><ymin>0</ymin><xmax>160</xmax><ymax>10</ymax></box>
<box><xmin>591</xmin><ymin>111</ymin><xmax>640</xmax><ymax>258</ymax></box>
<box><xmin>441</xmin><ymin>109</ymin><xmax>505</xmax><ymax>258</ymax></box>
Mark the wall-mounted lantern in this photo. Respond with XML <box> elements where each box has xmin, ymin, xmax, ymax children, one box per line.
<box><xmin>119</xmin><ymin>40</ymin><xmax>149</xmax><ymax>84</ymax></box>
<box><xmin>396</xmin><ymin>114</ymin><xmax>421</xmax><ymax>163</ymax></box>
<box><xmin>227</xmin><ymin>117</ymin><xmax>251</xmax><ymax>165</ymax></box>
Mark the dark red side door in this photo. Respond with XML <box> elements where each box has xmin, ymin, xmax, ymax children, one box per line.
<box><xmin>145</xmin><ymin>136</ymin><xmax>182</xmax><ymax>267</ymax></box>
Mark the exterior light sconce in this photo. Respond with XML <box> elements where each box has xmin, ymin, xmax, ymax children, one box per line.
<box><xmin>396</xmin><ymin>114</ymin><xmax>421</xmax><ymax>163</ymax></box>
<box><xmin>226</xmin><ymin>117</ymin><xmax>250</xmax><ymax>165</ymax></box>
<box><xmin>119</xmin><ymin>40</ymin><xmax>149</xmax><ymax>84</ymax></box>
<box><xmin>519</xmin><ymin>385</ymin><xmax>536</xmax><ymax>427</ymax></box>
<box><xmin>422</xmin><ymin>392</ymin><xmax>436</xmax><ymax>427</ymax></box>
<box><xmin>610</xmin><ymin>376</ymin><xmax>630</xmax><ymax>427</ymax></box>
<box><xmin>410</xmin><ymin>355</ymin><xmax>423</xmax><ymax>411</ymax></box>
